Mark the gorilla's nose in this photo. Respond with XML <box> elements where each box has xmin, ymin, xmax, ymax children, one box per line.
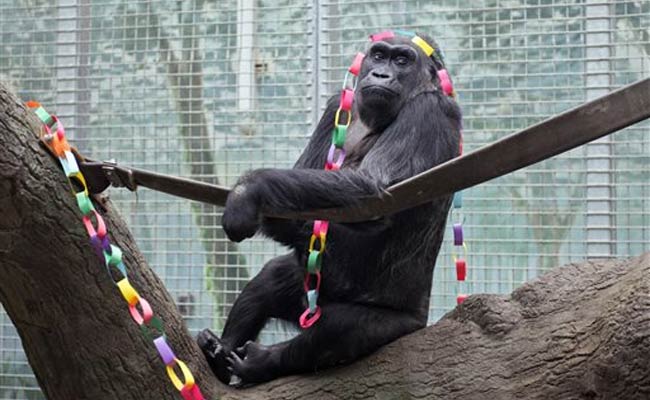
<box><xmin>371</xmin><ymin>70</ymin><xmax>392</xmax><ymax>80</ymax></box>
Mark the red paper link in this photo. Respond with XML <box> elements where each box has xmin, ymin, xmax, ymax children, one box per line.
<box><xmin>349</xmin><ymin>53</ymin><xmax>365</xmax><ymax>76</ymax></box>
<box><xmin>303</xmin><ymin>271</ymin><xmax>322</xmax><ymax>292</ymax></box>
<box><xmin>340</xmin><ymin>89</ymin><xmax>354</xmax><ymax>111</ymax></box>
<box><xmin>457</xmin><ymin>294</ymin><xmax>468</xmax><ymax>305</ymax></box>
<box><xmin>180</xmin><ymin>383</ymin><xmax>205</xmax><ymax>400</ymax></box>
<box><xmin>455</xmin><ymin>259</ymin><xmax>467</xmax><ymax>281</ymax></box>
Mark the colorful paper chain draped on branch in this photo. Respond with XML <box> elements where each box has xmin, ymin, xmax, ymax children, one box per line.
<box><xmin>26</xmin><ymin>101</ymin><xmax>206</xmax><ymax>400</ymax></box>
<box><xmin>300</xmin><ymin>30</ymin><xmax>462</xmax><ymax>328</ymax></box>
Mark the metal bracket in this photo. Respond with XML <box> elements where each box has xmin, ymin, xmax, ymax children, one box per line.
<box><xmin>102</xmin><ymin>162</ymin><xmax>137</xmax><ymax>192</ymax></box>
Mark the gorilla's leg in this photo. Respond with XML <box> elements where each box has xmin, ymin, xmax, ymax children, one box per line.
<box><xmin>228</xmin><ymin>303</ymin><xmax>425</xmax><ymax>385</ymax></box>
<box><xmin>198</xmin><ymin>253</ymin><xmax>303</xmax><ymax>384</ymax></box>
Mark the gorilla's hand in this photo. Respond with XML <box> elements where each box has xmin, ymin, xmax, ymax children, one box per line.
<box><xmin>227</xmin><ymin>341</ymin><xmax>280</xmax><ymax>387</ymax></box>
<box><xmin>222</xmin><ymin>179</ymin><xmax>261</xmax><ymax>242</ymax></box>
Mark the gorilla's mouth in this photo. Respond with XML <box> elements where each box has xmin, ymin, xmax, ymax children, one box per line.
<box><xmin>361</xmin><ymin>85</ymin><xmax>398</xmax><ymax>98</ymax></box>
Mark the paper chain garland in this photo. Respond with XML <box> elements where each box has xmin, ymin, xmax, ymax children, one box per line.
<box><xmin>299</xmin><ymin>30</ymin><xmax>461</xmax><ymax>328</ymax></box>
<box><xmin>27</xmin><ymin>101</ymin><xmax>206</xmax><ymax>400</ymax></box>
<box><xmin>298</xmin><ymin>51</ymin><xmax>364</xmax><ymax>328</ymax></box>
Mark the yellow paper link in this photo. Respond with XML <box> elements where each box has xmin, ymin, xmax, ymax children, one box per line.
<box><xmin>308</xmin><ymin>234</ymin><xmax>326</xmax><ymax>254</ymax></box>
<box><xmin>334</xmin><ymin>108</ymin><xmax>352</xmax><ymax>127</ymax></box>
<box><xmin>412</xmin><ymin>36</ymin><xmax>434</xmax><ymax>57</ymax></box>
<box><xmin>117</xmin><ymin>278</ymin><xmax>140</xmax><ymax>306</ymax></box>
<box><xmin>68</xmin><ymin>171</ymin><xmax>89</xmax><ymax>196</ymax></box>
<box><xmin>166</xmin><ymin>358</ymin><xmax>195</xmax><ymax>391</ymax></box>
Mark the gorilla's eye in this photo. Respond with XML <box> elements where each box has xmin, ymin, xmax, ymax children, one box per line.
<box><xmin>395</xmin><ymin>56</ymin><xmax>410</xmax><ymax>66</ymax></box>
<box><xmin>372</xmin><ymin>51</ymin><xmax>386</xmax><ymax>61</ymax></box>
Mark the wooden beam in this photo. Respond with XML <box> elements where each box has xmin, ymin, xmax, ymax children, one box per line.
<box><xmin>86</xmin><ymin>78</ymin><xmax>650</xmax><ymax>223</ymax></box>
<box><xmin>273</xmin><ymin>77</ymin><xmax>650</xmax><ymax>222</ymax></box>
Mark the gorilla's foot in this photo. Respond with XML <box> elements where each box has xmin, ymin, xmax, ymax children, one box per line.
<box><xmin>197</xmin><ymin>329</ymin><xmax>232</xmax><ymax>385</ymax></box>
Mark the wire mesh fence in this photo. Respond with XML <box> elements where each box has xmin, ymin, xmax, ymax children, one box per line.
<box><xmin>1</xmin><ymin>0</ymin><xmax>649</xmax><ymax>398</ymax></box>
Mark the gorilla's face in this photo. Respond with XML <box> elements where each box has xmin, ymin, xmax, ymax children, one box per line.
<box><xmin>356</xmin><ymin>36</ymin><xmax>436</xmax><ymax>131</ymax></box>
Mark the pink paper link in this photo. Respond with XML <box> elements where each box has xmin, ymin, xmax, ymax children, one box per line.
<box><xmin>299</xmin><ymin>306</ymin><xmax>322</xmax><ymax>329</ymax></box>
<box><xmin>349</xmin><ymin>53</ymin><xmax>365</xmax><ymax>76</ymax></box>
<box><xmin>437</xmin><ymin>69</ymin><xmax>454</xmax><ymax>96</ymax></box>
<box><xmin>370</xmin><ymin>30</ymin><xmax>394</xmax><ymax>42</ymax></box>
<box><xmin>312</xmin><ymin>220</ymin><xmax>329</xmax><ymax>237</ymax></box>
<box><xmin>128</xmin><ymin>297</ymin><xmax>153</xmax><ymax>325</ymax></box>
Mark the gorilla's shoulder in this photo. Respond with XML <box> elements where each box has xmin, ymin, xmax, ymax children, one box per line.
<box><xmin>416</xmin><ymin>90</ymin><xmax>462</xmax><ymax>124</ymax></box>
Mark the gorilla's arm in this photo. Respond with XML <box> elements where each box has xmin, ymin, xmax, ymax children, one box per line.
<box><xmin>222</xmin><ymin>91</ymin><xmax>461</xmax><ymax>242</ymax></box>
<box><xmin>257</xmin><ymin>95</ymin><xmax>339</xmax><ymax>245</ymax></box>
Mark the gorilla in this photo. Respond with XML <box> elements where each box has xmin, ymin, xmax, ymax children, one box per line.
<box><xmin>198</xmin><ymin>30</ymin><xmax>462</xmax><ymax>386</ymax></box>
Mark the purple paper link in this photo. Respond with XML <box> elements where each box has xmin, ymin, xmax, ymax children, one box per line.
<box><xmin>154</xmin><ymin>336</ymin><xmax>176</xmax><ymax>366</ymax></box>
<box><xmin>89</xmin><ymin>235</ymin><xmax>105</xmax><ymax>259</ymax></box>
<box><xmin>101</xmin><ymin>236</ymin><xmax>111</xmax><ymax>252</ymax></box>
<box><xmin>327</xmin><ymin>144</ymin><xmax>346</xmax><ymax>168</ymax></box>
<box><xmin>453</xmin><ymin>223</ymin><xmax>463</xmax><ymax>246</ymax></box>
<box><xmin>334</xmin><ymin>148</ymin><xmax>346</xmax><ymax>167</ymax></box>
<box><xmin>326</xmin><ymin>144</ymin><xmax>336</xmax><ymax>165</ymax></box>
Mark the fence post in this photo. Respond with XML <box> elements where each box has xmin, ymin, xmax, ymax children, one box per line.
<box><xmin>310</xmin><ymin>0</ymin><xmax>325</xmax><ymax>132</ymax></box>
<box><xmin>585</xmin><ymin>1</ymin><xmax>616</xmax><ymax>258</ymax></box>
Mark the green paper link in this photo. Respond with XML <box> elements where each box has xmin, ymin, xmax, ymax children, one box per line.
<box><xmin>342</xmin><ymin>71</ymin><xmax>352</xmax><ymax>89</ymax></box>
<box><xmin>75</xmin><ymin>191</ymin><xmax>95</xmax><ymax>215</ymax></box>
<box><xmin>103</xmin><ymin>245</ymin><xmax>123</xmax><ymax>267</ymax></box>
<box><xmin>34</xmin><ymin>107</ymin><xmax>54</xmax><ymax>126</ymax></box>
<box><xmin>453</xmin><ymin>191</ymin><xmax>463</xmax><ymax>209</ymax></box>
<box><xmin>332</xmin><ymin>125</ymin><xmax>347</xmax><ymax>148</ymax></box>
<box><xmin>307</xmin><ymin>289</ymin><xmax>318</xmax><ymax>313</ymax></box>
<box><xmin>394</xmin><ymin>29</ymin><xmax>416</xmax><ymax>38</ymax></box>
<box><xmin>307</xmin><ymin>250</ymin><xmax>322</xmax><ymax>274</ymax></box>
<box><xmin>140</xmin><ymin>316</ymin><xmax>166</xmax><ymax>341</ymax></box>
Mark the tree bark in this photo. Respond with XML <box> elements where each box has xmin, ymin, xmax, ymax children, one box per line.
<box><xmin>1</xmin><ymin>82</ymin><xmax>649</xmax><ymax>400</ymax></box>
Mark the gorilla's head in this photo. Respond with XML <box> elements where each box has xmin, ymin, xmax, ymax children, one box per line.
<box><xmin>356</xmin><ymin>32</ymin><xmax>445</xmax><ymax>131</ymax></box>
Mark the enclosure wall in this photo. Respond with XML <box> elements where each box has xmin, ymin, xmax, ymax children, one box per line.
<box><xmin>1</xmin><ymin>1</ymin><xmax>649</xmax><ymax>398</ymax></box>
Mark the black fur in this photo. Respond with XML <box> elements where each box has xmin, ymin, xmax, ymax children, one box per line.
<box><xmin>199</xmin><ymin>33</ymin><xmax>462</xmax><ymax>386</ymax></box>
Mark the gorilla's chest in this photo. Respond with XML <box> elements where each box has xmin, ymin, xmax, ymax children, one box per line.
<box><xmin>343</xmin><ymin>120</ymin><xmax>368</xmax><ymax>152</ymax></box>
<box><xmin>342</xmin><ymin>120</ymin><xmax>375</xmax><ymax>166</ymax></box>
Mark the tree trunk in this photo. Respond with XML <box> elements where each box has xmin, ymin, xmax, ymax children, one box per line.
<box><xmin>1</xmin><ymin>82</ymin><xmax>649</xmax><ymax>400</ymax></box>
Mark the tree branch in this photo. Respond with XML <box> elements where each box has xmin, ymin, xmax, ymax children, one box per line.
<box><xmin>1</xmin><ymin>82</ymin><xmax>649</xmax><ymax>400</ymax></box>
